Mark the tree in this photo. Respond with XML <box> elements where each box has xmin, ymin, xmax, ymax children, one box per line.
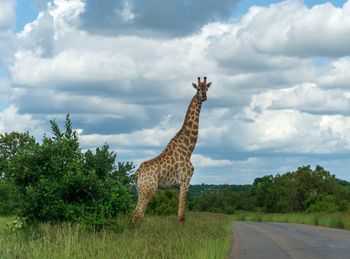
<box><xmin>0</xmin><ymin>132</ymin><xmax>35</xmax><ymax>179</ymax></box>
<box><xmin>0</xmin><ymin>132</ymin><xmax>35</xmax><ymax>215</ymax></box>
<box><xmin>5</xmin><ymin>114</ymin><xmax>134</xmax><ymax>226</ymax></box>
<box><xmin>250</xmin><ymin>165</ymin><xmax>350</xmax><ymax>213</ymax></box>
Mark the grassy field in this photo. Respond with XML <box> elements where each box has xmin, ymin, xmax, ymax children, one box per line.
<box><xmin>0</xmin><ymin>213</ymin><xmax>232</xmax><ymax>259</ymax></box>
<box><xmin>232</xmin><ymin>212</ymin><xmax>350</xmax><ymax>230</ymax></box>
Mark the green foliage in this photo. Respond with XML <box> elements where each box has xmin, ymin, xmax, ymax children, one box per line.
<box><xmin>0</xmin><ymin>132</ymin><xmax>35</xmax><ymax>215</ymax></box>
<box><xmin>190</xmin><ymin>184</ymin><xmax>254</xmax><ymax>214</ymax></box>
<box><xmin>250</xmin><ymin>165</ymin><xmax>350</xmax><ymax>213</ymax></box>
<box><xmin>189</xmin><ymin>165</ymin><xmax>350</xmax><ymax>214</ymax></box>
<box><xmin>0</xmin><ymin>131</ymin><xmax>35</xmax><ymax>181</ymax></box>
<box><xmin>307</xmin><ymin>195</ymin><xmax>348</xmax><ymax>213</ymax></box>
<box><xmin>147</xmin><ymin>189</ymin><xmax>179</xmax><ymax>215</ymax></box>
<box><xmin>0</xmin><ymin>181</ymin><xmax>18</xmax><ymax>215</ymax></box>
<box><xmin>6</xmin><ymin>217</ymin><xmax>27</xmax><ymax>232</ymax></box>
<box><xmin>1</xmin><ymin>114</ymin><xmax>134</xmax><ymax>226</ymax></box>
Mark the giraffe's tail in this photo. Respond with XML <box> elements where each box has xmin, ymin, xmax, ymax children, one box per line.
<box><xmin>133</xmin><ymin>166</ymin><xmax>142</xmax><ymax>179</ymax></box>
<box><xmin>134</xmin><ymin>170</ymin><xmax>139</xmax><ymax>178</ymax></box>
<box><xmin>133</xmin><ymin>162</ymin><xmax>144</xmax><ymax>179</ymax></box>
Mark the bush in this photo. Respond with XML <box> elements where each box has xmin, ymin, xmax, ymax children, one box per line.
<box><xmin>5</xmin><ymin>115</ymin><xmax>134</xmax><ymax>226</ymax></box>
<box><xmin>0</xmin><ymin>132</ymin><xmax>33</xmax><ymax>215</ymax></box>
<box><xmin>0</xmin><ymin>181</ymin><xmax>18</xmax><ymax>215</ymax></box>
<box><xmin>307</xmin><ymin>195</ymin><xmax>348</xmax><ymax>213</ymax></box>
<box><xmin>147</xmin><ymin>189</ymin><xmax>179</xmax><ymax>215</ymax></box>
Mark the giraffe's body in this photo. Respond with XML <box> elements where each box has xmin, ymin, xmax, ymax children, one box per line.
<box><xmin>133</xmin><ymin>77</ymin><xmax>211</xmax><ymax>223</ymax></box>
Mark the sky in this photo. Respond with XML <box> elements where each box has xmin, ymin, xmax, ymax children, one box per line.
<box><xmin>1</xmin><ymin>0</ymin><xmax>350</xmax><ymax>184</ymax></box>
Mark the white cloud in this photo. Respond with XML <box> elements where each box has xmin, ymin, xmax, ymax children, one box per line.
<box><xmin>192</xmin><ymin>154</ymin><xmax>235</xmax><ymax>167</ymax></box>
<box><xmin>0</xmin><ymin>78</ymin><xmax>10</xmax><ymax>99</ymax></box>
<box><xmin>318</xmin><ymin>57</ymin><xmax>350</xmax><ymax>88</ymax></box>
<box><xmin>80</xmin><ymin>126</ymin><xmax>176</xmax><ymax>149</ymax></box>
<box><xmin>244</xmin><ymin>0</ymin><xmax>350</xmax><ymax>58</ymax></box>
<box><xmin>49</xmin><ymin>0</ymin><xmax>84</xmax><ymax>28</ymax></box>
<box><xmin>11</xmin><ymin>88</ymin><xmax>147</xmax><ymax>118</ymax></box>
<box><xmin>0</xmin><ymin>30</ymin><xmax>16</xmax><ymax>69</ymax></box>
<box><xmin>270</xmin><ymin>84</ymin><xmax>350</xmax><ymax>114</ymax></box>
<box><xmin>0</xmin><ymin>0</ymin><xmax>15</xmax><ymax>30</ymax></box>
<box><xmin>17</xmin><ymin>11</ymin><xmax>54</xmax><ymax>57</ymax></box>
<box><xmin>0</xmin><ymin>105</ymin><xmax>42</xmax><ymax>133</ymax></box>
<box><xmin>209</xmin><ymin>0</ymin><xmax>350</xmax><ymax>77</ymax></box>
<box><xmin>229</xmin><ymin>88</ymin><xmax>350</xmax><ymax>153</ymax></box>
<box><xmin>11</xmin><ymin>49</ymin><xmax>138</xmax><ymax>88</ymax></box>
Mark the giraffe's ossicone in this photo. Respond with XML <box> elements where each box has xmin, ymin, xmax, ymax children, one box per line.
<box><xmin>133</xmin><ymin>77</ymin><xmax>212</xmax><ymax>224</ymax></box>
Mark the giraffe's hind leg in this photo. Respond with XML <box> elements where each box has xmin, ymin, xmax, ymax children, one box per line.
<box><xmin>132</xmin><ymin>175</ymin><xmax>158</xmax><ymax>223</ymax></box>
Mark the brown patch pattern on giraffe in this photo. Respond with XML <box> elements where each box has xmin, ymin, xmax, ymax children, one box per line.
<box><xmin>133</xmin><ymin>77</ymin><xmax>212</xmax><ymax>223</ymax></box>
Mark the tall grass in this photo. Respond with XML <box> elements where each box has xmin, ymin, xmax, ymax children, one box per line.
<box><xmin>0</xmin><ymin>216</ymin><xmax>13</xmax><ymax>231</ymax></box>
<box><xmin>232</xmin><ymin>212</ymin><xmax>350</xmax><ymax>230</ymax></box>
<box><xmin>0</xmin><ymin>212</ymin><xmax>232</xmax><ymax>259</ymax></box>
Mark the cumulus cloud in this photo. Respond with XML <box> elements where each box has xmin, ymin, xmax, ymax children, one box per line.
<box><xmin>318</xmin><ymin>57</ymin><xmax>350</xmax><ymax>88</ymax></box>
<box><xmin>270</xmin><ymin>84</ymin><xmax>350</xmax><ymax>115</ymax></box>
<box><xmin>11</xmin><ymin>49</ymin><xmax>139</xmax><ymax>90</ymax></box>
<box><xmin>0</xmin><ymin>30</ymin><xmax>16</xmax><ymax>69</ymax></box>
<box><xmin>192</xmin><ymin>154</ymin><xmax>235</xmax><ymax>167</ymax></box>
<box><xmin>208</xmin><ymin>0</ymin><xmax>350</xmax><ymax>76</ymax></box>
<box><xmin>11</xmin><ymin>88</ymin><xmax>147</xmax><ymax>117</ymax></box>
<box><xmin>0</xmin><ymin>105</ymin><xmax>42</xmax><ymax>134</ymax></box>
<box><xmin>17</xmin><ymin>12</ymin><xmax>54</xmax><ymax>57</ymax></box>
<box><xmin>80</xmin><ymin>126</ymin><xmax>176</xmax><ymax>149</ymax></box>
<box><xmin>0</xmin><ymin>0</ymin><xmax>15</xmax><ymax>30</ymax></box>
<box><xmin>247</xmin><ymin>0</ymin><xmax>350</xmax><ymax>58</ymax></box>
<box><xmin>230</xmin><ymin>88</ymin><xmax>350</xmax><ymax>153</ymax></box>
<box><xmin>0</xmin><ymin>78</ymin><xmax>10</xmax><ymax>99</ymax></box>
<box><xmin>79</xmin><ymin>0</ymin><xmax>240</xmax><ymax>37</ymax></box>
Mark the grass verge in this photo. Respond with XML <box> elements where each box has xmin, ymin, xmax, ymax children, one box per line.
<box><xmin>232</xmin><ymin>212</ymin><xmax>350</xmax><ymax>230</ymax></box>
<box><xmin>0</xmin><ymin>212</ymin><xmax>232</xmax><ymax>259</ymax></box>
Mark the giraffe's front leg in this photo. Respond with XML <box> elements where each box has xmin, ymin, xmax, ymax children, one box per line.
<box><xmin>178</xmin><ymin>164</ymin><xmax>194</xmax><ymax>224</ymax></box>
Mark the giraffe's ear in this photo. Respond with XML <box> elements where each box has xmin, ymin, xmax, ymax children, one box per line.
<box><xmin>192</xmin><ymin>83</ymin><xmax>198</xmax><ymax>90</ymax></box>
<box><xmin>207</xmin><ymin>82</ymin><xmax>212</xmax><ymax>88</ymax></box>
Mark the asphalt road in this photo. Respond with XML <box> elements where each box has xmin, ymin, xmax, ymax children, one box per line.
<box><xmin>229</xmin><ymin>222</ymin><xmax>350</xmax><ymax>259</ymax></box>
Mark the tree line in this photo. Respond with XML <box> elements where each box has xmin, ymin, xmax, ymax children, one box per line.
<box><xmin>186</xmin><ymin>165</ymin><xmax>350</xmax><ymax>214</ymax></box>
<box><xmin>1</xmin><ymin>115</ymin><xmax>349</xmax><ymax>226</ymax></box>
<box><xmin>142</xmin><ymin>166</ymin><xmax>350</xmax><ymax>215</ymax></box>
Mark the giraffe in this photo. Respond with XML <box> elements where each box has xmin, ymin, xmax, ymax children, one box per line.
<box><xmin>133</xmin><ymin>77</ymin><xmax>212</xmax><ymax>224</ymax></box>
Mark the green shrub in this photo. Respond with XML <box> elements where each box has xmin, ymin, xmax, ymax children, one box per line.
<box><xmin>147</xmin><ymin>189</ymin><xmax>179</xmax><ymax>215</ymax></box>
<box><xmin>307</xmin><ymin>195</ymin><xmax>345</xmax><ymax>213</ymax></box>
<box><xmin>5</xmin><ymin>115</ymin><xmax>134</xmax><ymax>226</ymax></box>
<box><xmin>0</xmin><ymin>181</ymin><xmax>18</xmax><ymax>215</ymax></box>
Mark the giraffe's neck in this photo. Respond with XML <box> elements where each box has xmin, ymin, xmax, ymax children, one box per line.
<box><xmin>177</xmin><ymin>96</ymin><xmax>202</xmax><ymax>154</ymax></box>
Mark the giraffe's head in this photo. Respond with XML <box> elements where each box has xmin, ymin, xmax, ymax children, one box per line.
<box><xmin>192</xmin><ymin>77</ymin><xmax>212</xmax><ymax>102</ymax></box>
